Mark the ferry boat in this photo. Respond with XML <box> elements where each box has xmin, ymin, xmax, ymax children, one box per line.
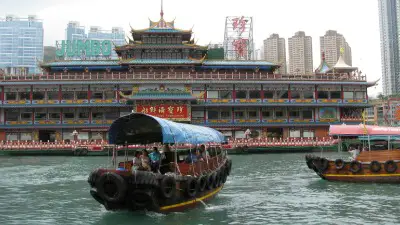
<box><xmin>88</xmin><ymin>113</ymin><xmax>231</xmax><ymax>212</ymax></box>
<box><xmin>306</xmin><ymin>124</ymin><xmax>400</xmax><ymax>183</ymax></box>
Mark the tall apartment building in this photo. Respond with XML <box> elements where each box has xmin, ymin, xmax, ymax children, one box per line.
<box><xmin>288</xmin><ymin>31</ymin><xmax>313</xmax><ymax>74</ymax></box>
<box><xmin>88</xmin><ymin>26</ymin><xmax>125</xmax><ymax>59</ymax></box>
<box><xmin>264</xmin><ymin>34</ymin><xmax>286</xmax><ymax>74</ymax></box>
<box><xmin>65</xmin><ymin>21</ymin><xmax>86</xmax><ymax>40</ymax></box>
<box><xmin>378</xmin><ymin>0</ymin><xmax>400</xmax><ymax>96</ymax></box>
<box><xmin>320</xmin><ymin>30</ymin><xmax>352</xmax><ymax>68</ymax></box>
<box><xmin>65</xmin><ymin>22</ymin><xmax>125</xmax><ymax>59</ymax></box>
<box><xmin>0</xmin><ymin>15</ymin><xmax>44</xmax><ymax>75</ymax></box>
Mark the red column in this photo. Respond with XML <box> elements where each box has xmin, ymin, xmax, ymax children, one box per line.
<box><xmin>232</xmin><ymin>85</ymin><xmax>236</xmax><ymax>101</ymax></box>
<box><xmin>259</xmin><ymin>107</ymin><xmax>263</xmax><ymax>122</ymax></box>
<box><xmin>204</xmin><ymin>85</ymin><xmax>207</xmax><ymax>101</ymax></box>
<box><xmin>260</xmin><ymin>85</ymin><xmax>264</xmax><ymax>101</ymax></box>
<box><xmin>314</xmin><ymin>85</ymin><xmax>318</xmax><ymax>101</ymax></box>
<box><xmin>87</xmin><ymin>85</ymin><xmax>91</xmax><ymax>102</ymax></box>
<box><xmin>203</xmin><ymin>108</ymin><xmax>207</xmax><ymax>123</ymax></box>
<box><xmin>58</xmin><ymin>85</ymin><xmax>62</xmax><ymax>102</ymax></box>
<box><xmin>341</xmin><ymin>85</ymin><xmax>344</xmax><ymax>100</ymax></box>
<box><xmin>89</xmin><ymin>108</ymin><xmax>92</xmax><ymax>124</ymax></box>
<box><xmin>30</xmin><ymin>85</ymin><xmax>33</xmax><ymax>103</ymax></box>
<box><xmin>288</xmin><ymin>85</ymin><xmax>291</xmax><ymax>101</ymax></box>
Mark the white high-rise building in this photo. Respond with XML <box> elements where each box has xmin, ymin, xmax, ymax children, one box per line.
<box><xmin>320</xmin><ymin>30</ymin><xmax>352</xmax><ymax>68</ymax></box>
<box><xmin>264</xmin><ymin>34</ymin><xmax>286</xmax><ymax>74</ymax></box>
<box><xmin>288</xmin><ymin>31</ymin><xmax>313</xmax><ymax>74</ymax></box>
<box><xmin>378</xmin><ymin>0</ymin><xmax>400</xmax><ymax>96</ymax></box>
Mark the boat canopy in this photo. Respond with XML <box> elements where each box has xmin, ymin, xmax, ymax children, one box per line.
<box><xmin>108</xmin><ymin>113</ymin><xmax>226</xmax><ymax>145</ymax></box>
<box><xmin>358</xmin><ymin>136</ymin><xmax>400</xmax><ymax>141</ymax></box>
<box><xmin>329</xmin><ymin>124</ymin><xmax>400</xmax><ymax>136</ymax></box>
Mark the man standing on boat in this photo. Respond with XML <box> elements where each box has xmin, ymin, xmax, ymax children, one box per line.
<box><xmin>149</xmin><ymin>147</ymin><xmax>161</xmax><ymax>173</ymax></box>
<box><xmin>348</xmin><ymin>145</ymin><xmax>360</xmax><ymax>160</ymax></box>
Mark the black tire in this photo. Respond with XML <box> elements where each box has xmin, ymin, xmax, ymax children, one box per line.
<box><xmin>131</xmin><ymin>190</ymin><xmax>153</xmax><ymax>209</ymax></box>
<box><xmin>206</xmin><ymin>173</ymin><xmax>214</xmax><ymax>190</ymax></box>
<box><xmin>184</xmin><ymin>177</ymin><xmax>198</xmax><ymax>198</ymax></box>
<box><xmin>243</xmin><ymin>145</ymin><xmax>249</xmax><ymax>152</ymax></box>
<box><xmin>159</xmin><ymin>176</ymin><xmax>176</xmax><ymax>199</ymax></box>
<box><xmin>80</xmin><ymin>148</ymin><xmax>88</xmax><ymax>156</ymax></box>
<box><xmin>74</xmin><ymin>149</ymin><xmax>80</xmax><ymax>156</ymax></box>
<box><xmin>88</xmin><ymin>168</ymin><xmax>100</xmax><ymax>187</ymax></box>
<box><xmin>384</xmin><ymin>160</ymin><xmax>397</xmax><ymax>173</ymax></box>
<box><xmin>221</xmin><ymin>167</ymin><xmax>228</xmax><ymax>184</ymax></box>
<box><xmin>349</xmin><ymin>161</ymin><xmax>362</xmax><ymax>173</ymax></box>
<box><xmin>197</xmin><ymin>176</ymin><xmax>207</xmax><ymax>192</ymax></box>
<box><xmin>369</xmin><ymin>161</ymin><xmax>381</xmax><ymax>173</ymax></box>
<box><xmin>96</xmin><ymin>172</ymin><xmax>127</xmax><ymax>203</ymax></box>
<box><xmin>334</xmin><ymin>159</ymin><xmax>345</xmax><ymax>170</ymax></box>
<box><xmin>212</xmin><ymin>172</ymin><xmax>219</xmax><ymax>188</ymax></box>
<box><xmin>130</xmin><ymin>171</ymin><xmax>159</xmax><ymax>187</ymax></box>
<box><xmin>319</xmin><ymin>158</ymin><xmax>329</xmax><ymax>172</ymax></box>
<box><xmin>226</xmin><ymin>160</ymin><xmax>232</xmax><ymax>176</ymax></box>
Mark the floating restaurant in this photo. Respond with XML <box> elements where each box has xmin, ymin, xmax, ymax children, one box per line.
<box><xmin>0</xmin><ymin>10</ymin><xmax>376</xmax><ymax>143</ymax></box>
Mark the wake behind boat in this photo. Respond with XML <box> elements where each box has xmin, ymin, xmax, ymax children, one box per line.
<box><xmin>306</xmin><ymin>124</ymin><xmax>400</xmax><ymax>183</ymax></box>
<box><xmin>88</xmin><ymin>113</ymin><xmax>232</xmax><ymax>212</ymax></box>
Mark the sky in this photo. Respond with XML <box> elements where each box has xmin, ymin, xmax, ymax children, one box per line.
<box><xmin>0</xmin><ymin>0</ymin><xmax>382</xmax><ymax>96</ymax></box>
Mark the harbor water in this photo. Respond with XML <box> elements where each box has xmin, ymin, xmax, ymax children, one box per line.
<box><xmin>1</xmin><ymin>152</ymin><xmax>400</xmax><ymax>225</ymax></box>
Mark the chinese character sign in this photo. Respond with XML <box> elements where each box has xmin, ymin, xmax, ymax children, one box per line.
<box><xmin>232</xmin><ymin>16</ymin><xmax>247</xmax><ymax>34</ymax></box>
<box><xmin>136</xmin><ymin>104</ymin><xmax>189</xmax><ymax>120</ymax></box>
<box><xmin>233</xmin><ymin>38</ymin><xmax>248</xmax><ymax>57</ymax></box>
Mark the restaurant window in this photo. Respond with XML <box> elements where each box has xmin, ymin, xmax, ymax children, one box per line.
<box><xmin>275</xmin><ymin>110</ymin><xmax>285</xmax><ymax>118</ymax></box>
<box><xmin>76</xmin><ymin>91</ymin><xmax>88</xmax><ymax>100</ymax></box>
<box><xmin>21</xmin><ymin>112</ymin><xmax>32</xmax><ymax>121</ymax></box>
<box><xmin>19</xmin><ymin>92</ymin><xmax>30</xmax><ymax>100</ymax></box>
<box><xmin>289</xmin><ymin>129</ymin><xmax>301</xmax><ymax>138</ymax></box>
<box><xmin>276</xmin><ymin>91</ymin><xmax>288</xmax><ymax>99</ymax></box>
<box><xmin>234</xmin><ymin>111</ymin><xmax>245</xmax><ymax>119</ymax></box>
<box><xmin>78</xmin><ymin>112</ymin><xmax>89</xmax><ymax>119</ymax></box>
<box><xmin>92</xmin><ymin>112</ymin><xmax>104</xmax><ymax>120</ymax></box>
<box><xmin>91</xmin><ymin>92</ymin><xmax>103</xmax><ymax>100</ymax></box>
<box><xmin>249</xmin><ymin>90</ymin><xmax>261</xmax><ymax>99</ymax></box>
<box><xmin>49</xmin><ymin>113</ymin><xmax>60</xmax><ymax>120</ymax></box>
<box><xmin>191</xmin><ymin>110</ymin><xmax>204</xmax><ymax>119</ymax></box>
<box><xmin>47</xmin><ymin>91</ymin><xmax>59</xmax><ymax>100</ymax></box>
<box><xmin>302</xmin><ymin>110</ymin><xmax>313</xmax><ymax>119</ymax></box>
<box><xmin>262</xmin><ymin>110</ymin><xmax>272</xmax><ymax>118</ymax></box>
<box><xmin>105</xmin><ymin>112</ymin><xmax>119</xmax><ymax>120</ymax></box>
<box><xmin>355</xmin><ymin>92</ymin><xmax>366</xmax><ymax>99</ymax></box>
<box><xmin>207</xmin><ymin>111</ymin><xmax>219</xmax><ymax>119</ymax></box>
<box><xmin>331</xmin><ymin>91</ymin><xmax>341</xmax><ymax>99</ymax></box>
<box><xmin>290</xmin><ymin>91</ymin><xmax>301</xmax><ymax>99</ymax></box>
<box><xmin>20</xmin><ymin>132</ymin><xmax>32</xmax><ymax>141</ymax></box>
<box><xmin>317</xmin><ymin>91</ymin><xmax>329</xmax><ymax>99</ymax></box>
<box><xmin>289</xmin><ymin>110</ymin><xmax>300</xmax><ymax>118</ymax></box>
<box><xmin>219</xmin><ymin>91</ymin><xmax>232</xmax><ymax>99</ymax></box>
<box><xmin>35</xmin><ymin>112</ymin><xmax>47</xmax><ymax>120</ymax></box>
<box><xmin>206</xmin><ymin>91</ymin><xmax>218</xmax><ymax>99</ymax></box>
<box><xmin>63</xmin><ymin>112</ymin><xmax>75</xmax><ymax>119</ymax></box>
<box><xmin>5</xmin><ymin>92</ymin><xmax>16</xmax><ymax>100</ymax></box>
<box><xmin>303</xmin><ymin>130</ymin><xmax>315</xmax><ymax>138</ymax></box>
<box><xmin>263</xmin><ymin>91</ymin><xmax>274</xmax><ymax>99</ymax></box>
<box><xmin>78</xmin><ymin>132</ymin><xmax>89</xmax><ymax>140</ymax></box>
<box><xmin>6</xmin><ymin>111</ymin><xmax>18</xmax><ymax>120</ymax></box>
<box><xmin>104</xmin><ymin>91</ymin><xmax>115</xmax><ymax>99</ymax></box>
<box><xmin>221</xmin><ymin>111</ymin><xmax>231</xmax><ymax>119</ymax></box>
<box><xmin>248</xmin><ymin>111</ymin><xmax>258</xmax><ymax>118</ymax></box>
<box><xmin>236</xmin><ymin>91</ymin><xmax>247</xmax><ymax>99</ymax></box>
<box><xmin>6</xmin><ymin>133</ymin><xmax>18</xmax><ymax>141</ymax></box>
<box><xmin>62</xmin><ymin>92</ymin><xmax>74</xmax><ymax>100</ymax></box>
<box><xmin>343</xmin><ymin>92</ymin><xmax>353</xmax><ymax>99</ymax></box>
<box><xmin>303</xmin><ymin>91</ymin><xmax>314</xmax><ymax>99</ymax></box>
<box><xmin>32</xmin><ymin>92</ymin><xmax>44</xmax><ymax>100</ymax></box>
<box><xmin>121</xmin><ymin>91</ymin><xmax>131</xmax><ymax>96</ymax></box>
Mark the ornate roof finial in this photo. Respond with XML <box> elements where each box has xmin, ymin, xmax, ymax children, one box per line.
<box><xmin>340</xmin><ymin>47</ymin><xmax>345</xmax><ymax>56</ymax></box>
<box><xmin>160</xmin><ymin>0</ymin><xmax>164</xmax><ymax>18</ymax></box>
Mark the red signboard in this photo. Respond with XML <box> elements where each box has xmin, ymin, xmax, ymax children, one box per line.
<box><xmin>135</xmin><ymin>104</ymin><xmax>190</xmax><ymax>121</ymax></box>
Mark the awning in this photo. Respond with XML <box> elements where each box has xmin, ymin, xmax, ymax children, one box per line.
<box><xmin>358</xmin><ymin>136</ymin><xmax>400</xmax><ymax>141</ymax></box>
<box><xmin>108</xmin><ymin>113</ymin><xmax>226</xmax><ymax>145</ymax></box>
<box><xmin>329</xmin><ymin>124</ymin><xmax>400</xmax><ymax>136</ymax></box>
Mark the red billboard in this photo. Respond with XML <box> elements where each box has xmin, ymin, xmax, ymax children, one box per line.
<box><xmin>135</xmin><ymin>104</ymin><xmax>190</xmax><ymax>121</ymax></box>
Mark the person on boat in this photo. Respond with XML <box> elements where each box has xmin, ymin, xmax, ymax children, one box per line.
<box><xmin>198</xmin><ymin>144</ymin><xmax>209</xmax><ymax>161</ymax></box>
<box><xmin>160</xmin><ymin>144</ymin><xmax>176</xmax><ymax>174</ymax></box>
<box><xmin>185</xmin><ymin>149</ymin><xmax>198</xmax><ymax>163</ymax></box>
<box><xmin>348</xmin><ymin>146</ymin><xmax>360</xmax><ymax>160</ymax></box>
<box><xmin>149</xmin><ymin>147</ymin><xmax>161</xmax><ymax>173</ymax></box>
<box><xmin>132</xmin><ymin>151</ymin><xmax>142</xmax><ymax>171</ymax></box>
<box><xmin>140</xmin><ymin>149</ymin><xmax>151</xmax><ymax>171</ymax></box>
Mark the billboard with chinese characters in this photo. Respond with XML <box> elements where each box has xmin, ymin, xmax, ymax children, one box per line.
<box><xmin>223</xmin><ymin>16</ymin><xmax>254</xmax><ymax>60</ymax></box>
<box><xmin>135</xmin><ymin>104</ymin><xmax>190</xmax><ymax>121</ymax></box>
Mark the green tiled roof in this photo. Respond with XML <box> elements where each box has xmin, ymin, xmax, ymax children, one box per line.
<box><xmin>203</xmin><ymin>60</ymin><xmax>277</xmax><ymax>66</ymax></box>
<box><xmin>123</xmin><ymin>59</ymin><xmax>202</xmax><ymax>64</ymax></box>
<box><xmin>146</xmin><ymin>28</ymin><xmax>190</xmax><ymax>33</ymax></box>
<box><xmin>43</xmin><ymin>60</ymin><xmax>120</xmax><ymax>67</ymax></box>
<box><xmin>118</xmin><ymin>44</ymin><xmax>206</xmax><ymax>49</ymax></box>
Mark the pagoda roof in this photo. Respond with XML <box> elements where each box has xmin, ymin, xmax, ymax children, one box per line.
<box><xmin>315</xmin><ymin>60</ymin><xmax>331</xmax><ymax>74</ymax></box>
<box><xmin>331</xmin><ymin>55</ymin><xmax>358</xmax><ymax>72</ymax></box>
<box><xmin>41</xmin><ymin>60</ymin><xmax>119</xmax><ymax>67</ymax></box>
<box><xmin>121</xmin><ymin>58</ymin><xmax>203</xmax><ymax>65</ymax></box>
<box><xmin>130</xmin><ymin>18</ymin><xmax>192</xmax><ymax>34</ymax></box>
<box><xmin>115</xmin><ymin>43</ymin><xmax>207</xmax><ymax>50</ymax></box>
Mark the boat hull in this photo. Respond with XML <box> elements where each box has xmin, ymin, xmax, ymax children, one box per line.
<box><xmin>305</xmin><ymin>153</ymin><xmax>400</xmax><ymax>183</ymax></box>
<box><xmin>88</xmin><ymin>159</ymin><xmax>232</xmax><ymax>213</ymax></box>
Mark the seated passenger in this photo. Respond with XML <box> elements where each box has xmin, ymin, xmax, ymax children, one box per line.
<box><xmin>132</xmin><ymin>151</ymin><xmax>142</xmax><ymax>171</ymax></box>
<box><xmin>140</xmin><ymin>149</ymin><xmax>151</xmax><ymax>171</ymax></box>
<box><xmin>185</xmin><ymin>149</ymin><xmax>198</xmax><ymax>163</ymax></box>
<box><xmin>348</xmin><ymin>146</ymin><xmax>360</xmax><ymax>160</ymax></box>
<box><xmin>198</xmin><ymin>144</ymin><xmax>209</xmax><ymax>161</ymax></box>
<box><xmin>149</xmin><ymin>147</ymin><xmax>161</xmax><ymax>173</ymax></box>
<box><xmin>160</xmin><ymin>144</ymin><xmax>175</xmax><ymax>174</ymax></box>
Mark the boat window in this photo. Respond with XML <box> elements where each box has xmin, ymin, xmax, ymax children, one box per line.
<box><xmin>92</xmin><ymin>112</ymin><xmax>104</xmax><ymax>119</ymax></box>
<box><xmin>78</xmin><ymin>112</ymin><xmax>89</xmax><ymax>119</ymax></box>
<box><xmin>277</xmin><ymin>91</ymin><xmax>288</xmax><ymax>99</ymax></box>
<box><xmin>249</xmin><ymin>90</ymin><xmax>260</xmax><ymax>99</ymax></box>
<box><xmin>32</xmin><ymin>92</ymin><xmax>44</xmax><ymax>100</ymax></box>
<box><xmin>317</xmin><ymin>91</ymin><xmax>329</xmax><ymax>99</ymax></box>
<box><xmin>234</xmin><ymin>111</ymin><xmax>245</xmax><ymax>119</ymax></box>
<box><xmin>303</xmin><ymin>91</ymin><xmax>314</xmax><ymax>99</ymax></box>
<box><xmin>6</xmin><ymin>133</ymin><xmax>18</xmax><ymax>141</ymax></box>
<box><xmin>62</xmin><ymin>92</ymin><xmax>74</xmax><ymax>100</ymax></box>
<box><xmin>275</xmin><ymin>110</ymin><xmax>285</xmax><ymax>118</ymax></box>
<box><xmin>104</xmin><ymin>91</ymin><xmax>115</xmax><ymax>99</ymax></box>
<box><xmin>35</xmin><ymin>113</ymin><xmax>47</xmax><ymax>120</ymax></box>
<box><xmin>302</xmin><ymin>110</ymin><xmax>313</xmax><ymax>119</ymax></box>
<box><xmin>219</xmin><ymin>90</ymin><xmax>232</xmax><ymax>99</ymax></box>
<box><xmin>289</xmin><ymin>129</ymin><xmax>301</xmax><ymax>138</ymax></box>
<box><xmin>19</xmin><ymin>92</ymin><xmax>30</xmax><ymax>100</ymax></box>
<box><xmin>21</xmin><ymin>112</ymin><xmax>32</xmax><ymax>121</ymax></box>
<box><xmin>343</xmin><ymin>92</ymin><xmax>353</xmax><ymax>99</ymax></box>
<box><xmin>105</xmin><ymin>112</ymin><xmax>119</xmax><ymax>120</ymax></box>
<box><xmin>330</xmin><ymin>91</ymin><xmax>341</xmax><ymax>99</ymax></box>
<box><xmin>289</xmin><ymin>109</ymin><xmax>300</xmax><ymax>118</ymax></box>
<box><xmin>76</xmin><ymin>91</ymin><xmax>88</xmax><ymax>100</ymax></box>
<box><xmin>262</xmin><ymin>110</ymin><xmax>272</xmax><ymax>118</ymax></box>
<box><xmin>92</xmin><ymin>92</ymin><xmax>103</xmax><ymax>100</ymax></box>
<box><xmin>248</xmin><ymin>110</ymin><xmax>258</xmax><ymax>118</ymax></box>
<box><xmin>207</xmin><ymin>111</ymin><xmax>219</xmax><ymax>119</ymax></box>
<box><xmin>355</xmin><ymin>92</ymin><xmax>366</xmax><ymax>99</ymax></box>
<box><xmin>63</xmin><ymin>112</ymin><xmax>75</xmax><ymax>119</ymax></box>
<box><xmin>47</xmin><ymin>91</ymin><xmax>59</xmax><ymax>100</ymax></box>
<box><xmin>49</xmin><ymin>113</ymin><xmax>60</xmax><ymax>120</ymax></box>
<box><xmin>291</xmin><ymin>91</ymin><xmax>301</xmax><ymax>99</ymax></box>
<box><xmin>192</xmin><ymin>110</ymin><xmax>204</xmax><ymax>119</ymax></box>
<box><xmin>20</xmin><ymin>132</ymin><xmax>32</xmax><ymax>141</ymax></box>
<box><xmin>303</xmin><ymin>130</ymin><xmax>314</xmax><ymax>138</ymax></box>
<box><xmin>236</xmin><ymin>91</ymin><xmax>247</xmax><ymax>99</ymax></box>
<box><xmin>263</xmin><ymin>91</ymin><xmax>274</xmax><ymax>99</ymax></box>
<box><xmin>206</xmin><ymin>90</ymin><xmax>218</xmax><ymax>99</ymax></box>
<box><xmin>6</xmin><ymin>110</ymin><xmax>18</xmax><ymax>121</ymax></box>
<box><xmin>5</xmin><ymin>92</ymin><xmax>17</xmax><ymax>100</ymax></box>
<box><xmin>221</xmin><ymin>111</ymin><xmax>231</xmax><ymax>119</ymax></box>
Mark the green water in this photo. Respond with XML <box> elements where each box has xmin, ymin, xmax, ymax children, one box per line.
<box><xmin>1</xmin><ymin>153</ymin><xmax>400</xmax><ymax>225</ymax></box>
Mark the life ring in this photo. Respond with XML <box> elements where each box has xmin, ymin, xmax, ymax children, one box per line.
<box><xmin>88</xmin><ymin>168</ymin><xmax>100</xmax><ymax>187</ymax></box>
<box><xmin>206</xmin><ymin>173</ymin><xmax>215</xmax><ymax>190</ymax></box>
<box><xmin>96</xmin><ymin>172</ymin><xmax>127</xmax><ymax>203</ymax></box>
<box><xmin>184</xmin><ymin>177</ymin><xmax>198</xmax><ymax>198</ymax></box>
<box><xmin>334</xmin><ymin>159</ymin><xmax>345</xmax><ymax>170</ymax></box>
<box><xmin>131</xmin><ymin>190</ymin><xmax>153</xmax><ymax>209</ymax></box>
<box><xmin>318</xmin><ymin>158</ymin><xmax>329</xmax><ymax>172</ymax></box>
<box><xmin>197</xmin><ymin>176</ymin><xmax>207</xmax><ymax>192</ymax></box>
<box><xmin>80</xmin><ymin>148</ymin><xmax>88</xmax><ymax>156</ymax></box>
<box><xmin>349</xmin><ymin>161</ymin><xmax>362</xmax><ymax>173</ymax></box>
<box><xmin>369</xmin><ymin>161</ymin><xmax>381</xmax><ymax>173</ymax></box>
<box><xmin>384</xmin><ymin>160</ymin><xmax>397</xmax><ymax>173</ymax></box>
<box><xmin>159</xmin><ymin>176</ymin><xmax>176</xmax><ymax>199</ymax></box>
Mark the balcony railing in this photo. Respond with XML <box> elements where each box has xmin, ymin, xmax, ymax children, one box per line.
<box><xmin>0</xmin><ymin>72</ymin><xmax>367</xmax><ymax>82</ymax></box>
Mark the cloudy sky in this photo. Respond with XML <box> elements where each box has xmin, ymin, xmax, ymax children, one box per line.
<box><xmin>1</xmin><ymin>0</ymin><xmax>382</xmax><ymax>96</ymax></box>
